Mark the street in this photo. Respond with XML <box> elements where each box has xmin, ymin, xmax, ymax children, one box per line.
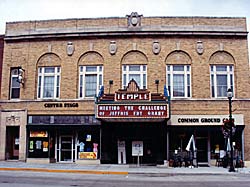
<box><xmin>0</xmin><ymin>170</ymin><xmax>250</xmax><ymax>187</ymax></box>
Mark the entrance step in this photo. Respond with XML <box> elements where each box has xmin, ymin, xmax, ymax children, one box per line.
<box><xmin>26</xmin><ymin>158</ymin><xmax>50</xmax><ymax>164</ymax></box>
<box><xmin>198</xmin><ymin>162</ymin><xmax>209</xmax><ymax>167</ymax></box>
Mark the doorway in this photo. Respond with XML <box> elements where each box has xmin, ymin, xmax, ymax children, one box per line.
<box><xmin>5</xmin><ymin>126</ymin><xmax>20</xmax><ymax>160</ymax></box>
<box><xmin>196</xmin><ymin>137</ymin><xmax>208</xmax><ymax>164</ymax></box>
<box><xmin>59</xmin><ymin>136</ymin><xmax>74</xmax><ymax>162</ymax></box>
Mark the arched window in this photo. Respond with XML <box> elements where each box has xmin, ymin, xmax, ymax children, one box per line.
<box><xmin>79</xmin><ymin>66</ymin><xmax>103</xmax><ymax>98</ymax></box>
<box><xmin>210</xmin><ymin>65</ymin><xmax>234</xmax><ymax>98</ymax></box>
<box><xmin>78</xmin><ymin>52</ymin><xmax>104</xmax><ymax>98</ymax></box>
<box><xmin>37</xmin><ymin>67</ymin><xmax>60</xmax><ymax>99</ymax></box>
<box><xmin>36</xmin><ymin>53</ymin><xmax>61</xmax><ymax>99</ymax></box>
<box><xmin>122</xmin><ymin>64</ymin><xmax>147</xmax><ymax>89</ymax></box>
<box><xmin>166</xmin><ymin>65</ymin><xmax>191</xmax><ymax>98</ymax></box>
<box><xmin>165</xmin><ymin>51</ymin><xmax>192</xmax><ymax>98</ymax></box>
<box><xmin>121</xmin><ymin>51</ymin><xmax>148</xmax><ymax>89</ymax></box>
<box><xmin>209</xmin><ymin>51</ymin><xmax>235</xmax><ymax>98</ymax></box>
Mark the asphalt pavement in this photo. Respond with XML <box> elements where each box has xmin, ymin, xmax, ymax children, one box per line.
<box><xmin>0</xmin><ymin>161</ymin><xmax>249</xmax><ymax>176</ymax></box>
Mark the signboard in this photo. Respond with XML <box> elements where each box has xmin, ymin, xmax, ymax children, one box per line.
<box><xmin>115</xmin><ymin>92</ymin><xmax>150</xmax><ymax>101</ymax></box>
<box><xmin>168</xmin><ymin>114</ymin><xmax>244</xmax><ymax>126</ymax></box>
<box><xmin>30</xmin><ymin>131</ymin><xmax>48</xmax><ymax>137</ymax></box>
<box><xmin>114</xmin><ymin>79</ymin><xmax>150</xmax><ymax>101</ymax></box>
<box><xmin>96</xmin><ymin>104</ymin><xmax>169</xmax><ymax>119</ymax></box>
<box><xmin>78</xmin><ymin>152</ymin><xmax>97</xmax><ymax>159</ymax></box>
<box><xmin>44</xmin><ymin>102</ymin><xmax>79</xmax><ymax>108</ymax></box>
<box><xmin>132</xmin><ymin>141</ymin><xmax>143</xmax><ymax>156</ymax></box>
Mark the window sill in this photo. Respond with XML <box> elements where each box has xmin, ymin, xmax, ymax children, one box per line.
<box><xmin>79</xmin><ymin>98</ymin><xmax>95</xmax><ymax>101</ymax></box>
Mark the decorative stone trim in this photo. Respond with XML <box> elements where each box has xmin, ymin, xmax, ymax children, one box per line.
<box><xmin>6</xmin><ymin>115</ymin><xmax>21</xmax><ymax>126</ymax></box>
<box><xmin>196</xmin><ymin>40</ymin><xmax>204</xmax><ymax>55</ymax></box>
<box><xmin>152</xmin><ymin>41</ymin><xmax>161</xmax><ymax>55</ymax></box>
<box><xmin>67</xmin><ymin>42</ymin><xmax>74</xmax><ymax>56</ymax></box>
<box><xmin>219</xmin><ymin>43</ymin><xmax>224</xmax><ymax>51</ymax></box>
<box><xmin>127</xmin><ymin>12</ymin><xmax>142</xmax><ymax>27</ymax></box>
<box><xmin>109</xmin><ymin>41</ymin><xmax>117</xmax><ymax>55</ymax></box>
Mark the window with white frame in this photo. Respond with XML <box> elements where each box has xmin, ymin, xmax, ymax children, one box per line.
<box><xmin>122</xmin><ymin>65</ymin><xmax>147</xmax><ymax>89</ymax></box>
<box><xmin>166</xmin><ymin>65</ymin><xmax>191</xmax><ymax>98</ymax></box>
<box><xmin>210</xmin><ymin>65</ymin><xmax>234</xmax><ymax>98</ymax></box>
<box><xmin>37</xmin><ymin>67</ymin><xmax>60</xmax><ymax>99</ymax></box>
<box><xmin>79</xmin><ymin>66</ymin><xmax>103</xmax><ymax>98</ymax></box>
<box><xmin>10</xmin><ymin>68</ymin><xmax>20</xmax><ymax>99</ymax></box>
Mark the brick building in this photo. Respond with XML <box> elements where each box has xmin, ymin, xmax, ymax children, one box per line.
<box><xmin>0</xmin><ymin>13</ymin><xmax>250</xmax><ymax>167</ymax></box>
<box><xmin>0</xmin><ymin>35</ymin><xmax>3</xmax><ymax>96</ymax></box>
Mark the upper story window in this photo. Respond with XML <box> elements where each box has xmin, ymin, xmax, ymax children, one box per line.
<box><xmin>122</xmin><ymin>65</ymin><xmax>147</xmax><ymax>89</ymax></box>
<box><xmin>37</xmin><ymin>67</ymin><xmax>60</xmax><ymax>99</ymax></box>
<box><xmin>166</xmin><ymin>65</ymin><xmax>191</xmax><ymax>98</ymax></box>
<box><xmin>10</xmin><ymin>68</ymin><xmax>20</xmax><ymax>99</ymax></box>
<box><xmin>210</xmin><ymin>65</ymin><xmax>234</xmax><ymax>98</ymax></box>
<box><xmin>79</xmin><ymin>66</ymin><xmax>103</xmax><ymax>98</ymax></box>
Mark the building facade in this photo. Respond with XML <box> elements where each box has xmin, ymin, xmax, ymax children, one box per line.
<box><xmin>0</xmin><ymin>35</ymin><xmax>3</xmax><ymax>97</ymax></box>
<box><xmin>0</xmin><ymin>13</ymin><xmax>250</xmax><ymax>166</ymax></box>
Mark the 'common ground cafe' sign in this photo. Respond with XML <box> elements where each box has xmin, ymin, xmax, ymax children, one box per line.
<box><xmin>168</xmin><ymin>114</ymin><xmax>244</xmax><ymax>126</ymax></box>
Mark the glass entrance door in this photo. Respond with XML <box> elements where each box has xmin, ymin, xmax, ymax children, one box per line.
<box><xmin>59</xmin><ymin>136</ymin><xmax>73</xmax><ymax>162</ymax></box>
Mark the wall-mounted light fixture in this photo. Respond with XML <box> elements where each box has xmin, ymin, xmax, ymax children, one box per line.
<box><xmin>155</xmin><ymin>80</ymin><xmax>159</xmax><ymax>93</ymax></box>
<box><xmin>17</xmin><ymin>66</ymin><xmax>25</xmax><ymax>85</ymax></box>
<box><xmin>109</xmin><ymin>80</ymin><xmax>113</xmax><ymax>94</ymax></box>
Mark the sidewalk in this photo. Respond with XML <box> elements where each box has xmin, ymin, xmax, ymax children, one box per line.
<box><xmin>0</xmin><ymin>161</ymin><xmax>249</xmax><ymax>176</ymax></box>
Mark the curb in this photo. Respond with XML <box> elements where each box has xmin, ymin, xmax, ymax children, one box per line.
<box><xmin>0</xmin><ymin>167</ymin><xmax>248</xmax><ymax>176</ymax></box>
<box><xmin>0</xmin><ymin>167</ymin><xmax>128</xmax><ymax>175</ymax></box>
<box><xmin>128</xmin><ymin>172</ymin><xmax>240</xmax><ymax>176</ymax></box>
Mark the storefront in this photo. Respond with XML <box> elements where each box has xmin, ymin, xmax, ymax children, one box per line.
<box><xmin>27</xmin><ymin>115</ymin><xmax>101</xmax><ymax>163</ymax></box>
<box><xmin>167</xmin><ymin>115</ymin><xmax>245</xmax><ymax>166</ymax></box>
<box><xmin>96</xmin><ymin>80</ymin><xmax>170</xmax><ymax>165</ymax></box>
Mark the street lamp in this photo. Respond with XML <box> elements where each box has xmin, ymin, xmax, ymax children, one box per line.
<box><xmin>227</xmin><ymin>88</ymin><xmax>235</xmax><ymax>172</ymax></box>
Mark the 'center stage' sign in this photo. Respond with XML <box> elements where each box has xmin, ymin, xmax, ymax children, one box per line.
<box><xmin>96</xmin><ymin>104</ymin><xmax>169</xmax><ymax>118</ymax></box>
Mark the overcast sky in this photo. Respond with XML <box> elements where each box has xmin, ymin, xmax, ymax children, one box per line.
<box><xmin>0</xmin><ymin>0</ymin><xmax>249</xmax><ymax>34</ymax></box>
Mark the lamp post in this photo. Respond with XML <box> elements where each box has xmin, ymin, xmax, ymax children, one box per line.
<box><xmin>227</xmin><ymin>88</ymin><xmax>235</xmax><ymax>172</ymax></box>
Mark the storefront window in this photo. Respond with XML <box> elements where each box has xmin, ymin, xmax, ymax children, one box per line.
<box><xmin>28</xmin><ymin>130</ymin><xmax>49</xmax><ymax>158</ymax></box>
<box><xmin>77</xmin><ymin>129</ymin><xmax>100</xmax><ymax>160</ymax></box>
<box><xmin>27</xmin><ymin>115</ymin><xmax>100</xmax><ymax>161</ymax></box>
<box><xmin>168</xmin><ymin>126</ymin><xmax>243</xmax><ymax>167</ymax></box>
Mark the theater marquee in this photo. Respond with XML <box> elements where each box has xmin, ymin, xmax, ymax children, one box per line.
<box><xmin>96</xmin><ymin>104</ymin><xmax>169</xmax><ymax>118</ymax></box>
<box><xmin>95</xmin><ymin>79</ymin><xmax>169</xmax><ymax>121</ymax></box>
